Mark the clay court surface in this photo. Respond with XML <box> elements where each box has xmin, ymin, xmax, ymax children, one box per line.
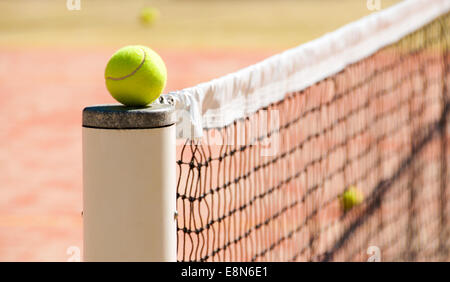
<box><xmin>0</xmin><ymin>0</ymin><xmax>407</xmax><ymax>261</ymax></box>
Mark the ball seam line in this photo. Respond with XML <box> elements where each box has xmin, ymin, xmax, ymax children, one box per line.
<box><xmin>105</xmin><ymin>48</ymin><xmax>147</xmax><ymax>81</ymax></box>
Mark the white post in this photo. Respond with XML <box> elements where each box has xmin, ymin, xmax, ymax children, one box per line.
<box><xmin>82</xmin><ymin>104</ymin><xmax>176</xmax><ymax>262</ymax></box>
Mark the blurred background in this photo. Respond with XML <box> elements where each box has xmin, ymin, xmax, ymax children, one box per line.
<box><xmin>0</xmin><ymin>0</ymin><xmax>401</xmax><ymax>261</ymax></box>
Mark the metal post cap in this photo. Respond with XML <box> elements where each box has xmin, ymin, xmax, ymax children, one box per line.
<box><xmin>83</xmin><ymin>103</ymin><xmax>176</xmax><ymax>129</ymax></box>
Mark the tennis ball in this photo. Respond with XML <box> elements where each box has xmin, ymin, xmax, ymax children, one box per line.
<box><xmin>105</xmin><ymin>45</ymin><xmax>167</xmax><ymax>106</ymax></box>
<box><xmin>139</xmin><ymin>7</ymin><xmax>160</xmax><ymax>26</ymax></box>
<box><xmin>340</xmin><ymin>185</ymin><xmax>363</xmax><ymax>212</ymax></box>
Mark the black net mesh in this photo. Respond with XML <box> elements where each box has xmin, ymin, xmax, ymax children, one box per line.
<box><xmin>176</xmin><ymin>13</ymin><xmax>450</xmax><ymax>262</ymax></box>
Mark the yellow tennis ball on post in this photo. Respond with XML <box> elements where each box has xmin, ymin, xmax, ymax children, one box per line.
<box><xmin>105</xmin><ymin>45</ymin><xmax>167</xmax><ymax>107</ymax></box>
<box><xmin>340</xmin><ymin>185</ymin><xmax>363</xmax><ymax>212</ymax></box>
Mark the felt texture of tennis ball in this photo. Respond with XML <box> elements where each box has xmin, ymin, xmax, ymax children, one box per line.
<box><xmin>105</xmin><ymin>45</ymin><xmax>167</xmax><ymax>106</ymax></box>
<box><xmin>140</xmin><ymin>7</ymin><xmax>160</xmax><ymax>26</ymax></box>
<box><xmin>340</xmin><ymin>185</ymin><xmax>363</xmax><ymax>212</ymax></box>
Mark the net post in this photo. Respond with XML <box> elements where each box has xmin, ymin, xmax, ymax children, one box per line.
<box><xmin>82</xmin><ymin>104</ymin><xmax>177</xmax><ymax>262</ymax></box>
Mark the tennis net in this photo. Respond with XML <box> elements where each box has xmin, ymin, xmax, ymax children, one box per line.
<box><xmin>173</xmin><ymin>3</ymin><xmax>450</xmax><ymax>261</ymax></box>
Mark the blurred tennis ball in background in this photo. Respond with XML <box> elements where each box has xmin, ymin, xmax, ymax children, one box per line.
<box><xmin>139</xmin><ymin>7</ymin><xmax>160</xmax><ymax>26</ymax></box>
<box><xmin>340</xmin><ymin>185</ymin><xmax>363</xmax><ymax>212</ymax></box>
<box><xmin>105</xmin><ymin>45</ymin><xmax>167</xmax><ymax>106</ymax></box>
